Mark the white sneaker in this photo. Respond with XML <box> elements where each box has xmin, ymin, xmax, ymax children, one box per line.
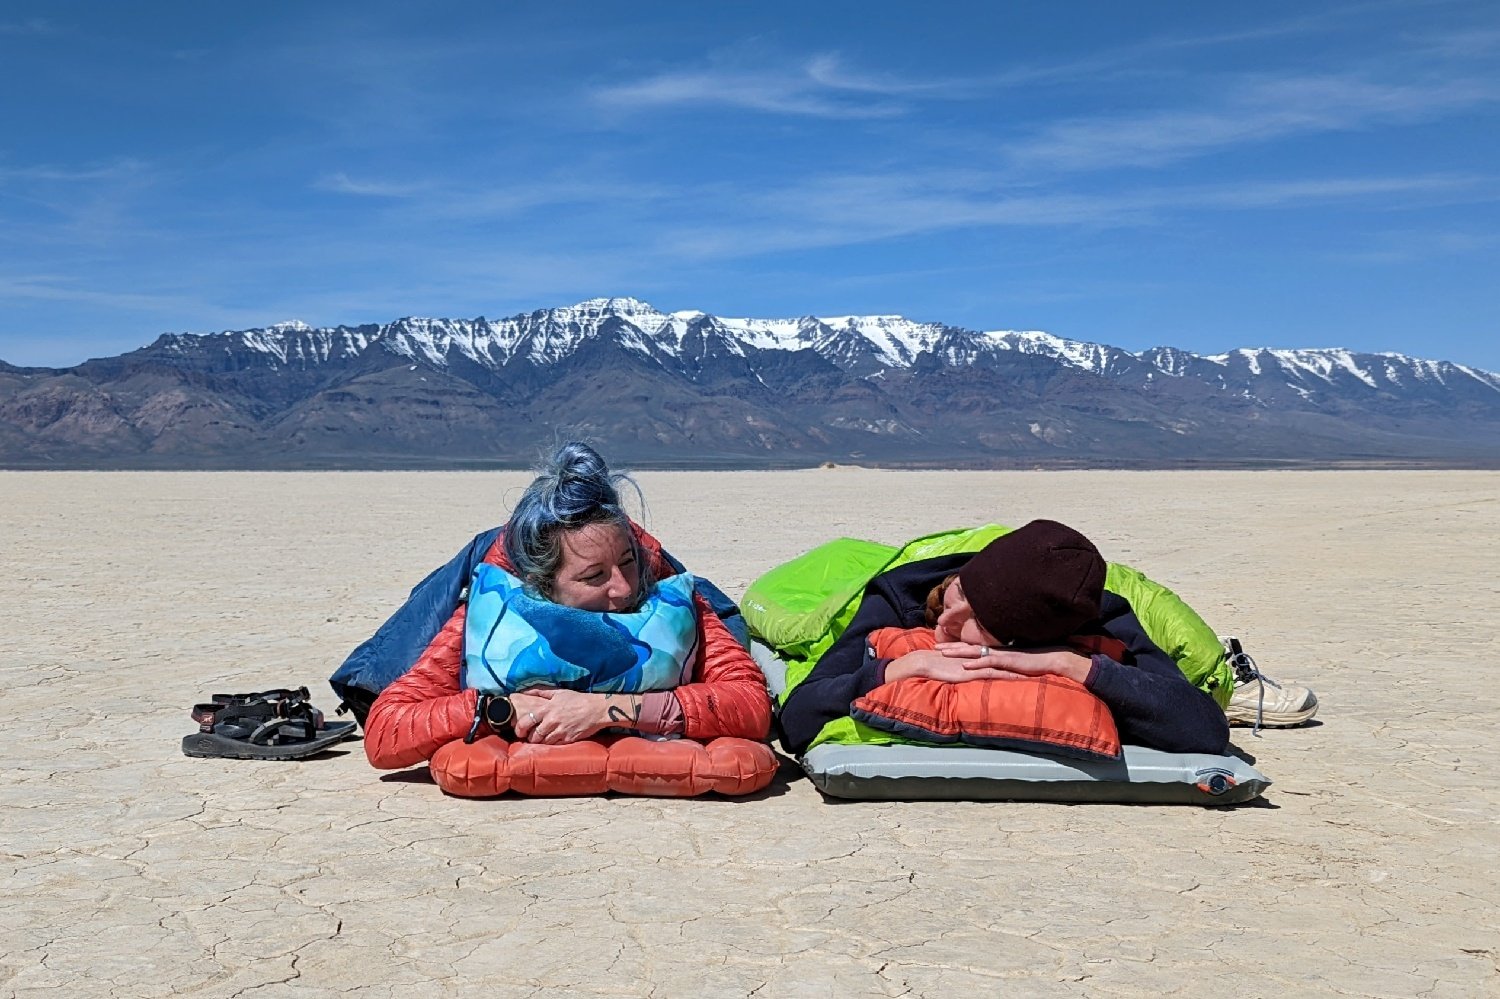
<box><xmin>1221</xmin><ymin>638</ymin><xmax>1318</xmax><ymax>730</ymax></box>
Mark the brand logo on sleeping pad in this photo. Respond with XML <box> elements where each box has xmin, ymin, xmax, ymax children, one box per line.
<box><xmin>1193</xmin><ymin>767</ymin><xmax>1237</xmax><ymax>795</ymax></box>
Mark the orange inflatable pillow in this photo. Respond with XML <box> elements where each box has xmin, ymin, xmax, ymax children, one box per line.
<box><xmin>866</xmin><ymin>625</ymin><xmax>1128</xmax><ymax>663</ymax></box>
<box><xmin>866</xmin><ymin>626</ymin><xmax>939</xmax><ymax>658</ymax></box>
<box><xmin>852</xmin><ymin>676</ymin><xmax>1122</xmax><ymax>761</ymax></box>
<box><xmin>429</xmin><ymin>734</ymin><xmax>779</xmax><ymax>798</ymax></box>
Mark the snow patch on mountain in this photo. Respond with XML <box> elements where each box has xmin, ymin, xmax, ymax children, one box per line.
<box><xmin>711</xmin><ymin>315</ymin><xmax>815</xmax><ymax>352</ymax></box>
<box><xmin>987</xmin><ymin>329</ymin><xmax>1123</xmax><ymax>373</ymax></box>
<box><xmin>820</xmin><ymin>315</ymin><xmax>949</xmax><ymax>367</ymax></box>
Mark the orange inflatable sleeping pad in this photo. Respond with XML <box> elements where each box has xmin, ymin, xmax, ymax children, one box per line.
<box><xmin>429</xmin><ymin>734</ymin><xmax>779</xmax><ymax>798</ymax></box>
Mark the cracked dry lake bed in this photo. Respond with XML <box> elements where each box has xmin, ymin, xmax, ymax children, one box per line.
<box><xmin>2</xmin><ymin>469</ymin><xmax>1497</xmax><ymax>998</ymax></box>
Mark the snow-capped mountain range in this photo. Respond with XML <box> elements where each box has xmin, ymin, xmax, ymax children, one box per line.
<box><xmin>2</xmin><ymin>297</ymin><xmax>1496</xmax><ymax>468</ymax></box>
<box><xmin>155</xmin><ymin>296</ymin><xmax>1500</xmax><ymax>399</ymax></box>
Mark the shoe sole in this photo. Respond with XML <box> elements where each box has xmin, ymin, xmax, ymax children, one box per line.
<box><xmin>1224</xmin><ymin>703</ymin><xmax>1318</xmax><ymax>727</ymax></box>
<box><xmin>182</xmin><ymin>721</ymin><xmax>357</xmax><ymax>760</ymax></box>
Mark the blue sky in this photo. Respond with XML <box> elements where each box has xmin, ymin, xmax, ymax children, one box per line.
<box><xmin>2</xmin><ymin>1</ymin><xmax>1498</xmax><ymax>369</ymax></box>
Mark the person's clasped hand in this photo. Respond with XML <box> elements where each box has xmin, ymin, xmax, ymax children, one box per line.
<box><xmin>937</xmin><ymin>642</ymin><xmax>1093</xmax><ymax>684</ymax></box>
<box><xmin>883</xmin><ymin>649</ymin><xmax>1016</xmax><ymax>684</ymax></box>
<box><xmin>509</xmin><ymin>689</ymin><xmax>610</xmax><ymax>744</ymax></box>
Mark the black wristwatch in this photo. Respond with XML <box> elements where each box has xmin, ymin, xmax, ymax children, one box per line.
<box><xmin>484</xmin><ymin>694</ymin><xmax>515</xmax><ymax>734</ymax></box>
<box><xmin>465</xmin><ymin>693</ymin><xmax>516</xmax><ymax>743</ymax></box>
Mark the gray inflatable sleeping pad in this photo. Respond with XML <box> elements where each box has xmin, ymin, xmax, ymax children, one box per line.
<box><xmin>752</xmin><ymin>642</ymin><xmax>1270</xmax><ymax>806</ymax></box>
<box><xmin>802</xmin><ymin>743</ymin><xmax>1269</xmax><ymax>805</ymax></box>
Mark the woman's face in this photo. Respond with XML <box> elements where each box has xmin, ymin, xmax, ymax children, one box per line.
<box><xmin>551</xmin><ymin>522</ymin><xmax>640</xmax><ymax>612</ymax></box>
<box><xmin>933</xmin><ymin>578</ymin><xmax>1000</xmax><ymax>647</ymax></box>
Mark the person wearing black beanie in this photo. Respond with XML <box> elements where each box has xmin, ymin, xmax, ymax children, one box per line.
<box><xmin>778</xmin><ymin>521</ymin><xmax>1232</xmax><ymax>757</ymax></box>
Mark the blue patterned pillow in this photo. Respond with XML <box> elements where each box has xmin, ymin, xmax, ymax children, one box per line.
<box><xmin>461</xmin><ymin>564</ymin><xmax>700</xmax><ymax>694</ymax></box>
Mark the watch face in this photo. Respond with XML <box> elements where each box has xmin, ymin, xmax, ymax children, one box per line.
<box><xmin>485</xmin><ymin>696</ymin><xmax>514</xmax><ymax>729</ymax></box>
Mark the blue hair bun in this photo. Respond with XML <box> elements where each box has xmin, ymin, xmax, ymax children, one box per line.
<box><xmin>544</xmin><ymin>441</ymin><xmax>621</xmax><ymax>518</ymax></box>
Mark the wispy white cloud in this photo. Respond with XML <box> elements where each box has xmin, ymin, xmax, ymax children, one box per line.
<box><xmin>309</xmin><ymin>170</ymin><xmax>676</xmax><ymax>221</ymax></box>
<box><xmin>654</xmin><ymin>170</ymin><xmax>1492</xmax><ymax>260</ymax></box>
<box><xmin>1406</xmin><ymin>25</ymin><xmax>1500</xmax><ymax>59</ymax></box>
<box><xmin>800</xmin><ymin>54</ymin><xmax>976</xmax><ymax>97</ymax></box>
<box><xmin>1006</xmin><ymin>73</ymin><xmax>1500</xmax><ymax>172</ymax></box>
<box><xmin>1154</xmin><ymin>173</ymin><xmax>1490</xmax><ymax>213</ymax></box>
<box><xmin>588</xmin><ymin>8</ymin><xmax>1404</xmax><ymax>121</ymax></box>
<box><xmin>0</xmin><ymin>17</ymin><xmax>54</xmax><ymax>36</ymax></box>
<box><xmin>1329</xmin><ymin>226</ymin><xmax>1500</xmax><ymax>264</ymax></box>
<box><xmin>314</xmin><ymin>172</ymin><xmax>431</xmax><ymax>198</ymax></box>
<box><xmin>453</xmin><ymin>178</ymin><xmax>675</xmax><ymax>218</ymax></box>
<box><xmin>1126</xmin><ymin>1</ymin><xmax>1443</xmax><ymax>54</ymax></box>
<box><xmin>298</xmin><ymin>164</ymin><xmax>1496</xmax><ymax>271</ymax></box>
<box><xmin>0</xmin><ymin>274</ymin><xmax>220</xmax><ymax>314</ymax></box>
<box><xmin>966</xmin><ymin>12</ymin><xmax>1350</xmax><ymax>91</ymax></box>
<box><xmin>0</xmin><ymin>159</ymin><xmax>149</xmax><ymax>184</ymax></box>
<box><xmin>594</xmin><ymin>43</ymin><xmax>1119</xmax><ymax>120</ymax></box>
<box><xmin>0</xmin><ymin>159</ymin><xmax>161</xmax><ymax>254</ymax></box>
<box><xmin>594</xmin><ymin>51</ymin><xmax>969</xmax><ymax>118</ymax></box>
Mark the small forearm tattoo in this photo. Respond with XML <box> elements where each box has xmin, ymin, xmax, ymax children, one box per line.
<box><xmin>606</xmin><ymin>695</ymin><xmax>641</xmax><ymax>727</ymax></box>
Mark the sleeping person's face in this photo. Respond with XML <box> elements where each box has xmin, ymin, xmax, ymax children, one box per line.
<box><xmin>551</xmin><ymin>522</ymin><xmax>640</xmax><ymax>612</ymax></box>
<box><xmin>934</xmin><ymin>578</ymin><xmax>1001</xmax><ymax>647</ymax></box>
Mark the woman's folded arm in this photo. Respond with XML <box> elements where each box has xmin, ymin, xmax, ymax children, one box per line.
<box><xmin>363</xmin><ymin>603</ymin><xmax>478</xmax><ymax>769</ymax></box>
<box><xmin>675</xmin><ymin>595</ymin><xmax>773</xmax><ymax>742</ymax></box>
<box><xmin>1085</xmin><ymin>600</ymin><xmax>1230</xmax><ymax>755</ymax></box>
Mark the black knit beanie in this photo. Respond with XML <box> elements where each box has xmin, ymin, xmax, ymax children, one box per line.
<box><xmin>957</xmin><ymin>520</ymin><xmax>1106</xmax><ymax>646</ymax></box>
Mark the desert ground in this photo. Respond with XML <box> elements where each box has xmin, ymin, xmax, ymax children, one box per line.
<box><xmin>1</xmin><ymin>469</ymin><xmax>1496</xmax><ymax>998</ymax></box>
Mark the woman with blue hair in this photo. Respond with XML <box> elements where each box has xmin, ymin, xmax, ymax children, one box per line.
<box><xmin>363</xmin><ymin>442</ymin><xmax>776</xmax><ymax>797</ymax></box>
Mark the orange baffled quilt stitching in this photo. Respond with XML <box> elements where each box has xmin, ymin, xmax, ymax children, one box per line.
<box><xmin>430</xmin><ymin>734</ymin><xmax>778</xmax><ymax>798</ymax></box>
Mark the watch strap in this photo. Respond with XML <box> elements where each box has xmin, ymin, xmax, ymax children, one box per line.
<box><xmin>464</xmin><ymin>693</ymin><xmax>488</xmax><ymax>744</ymax></box>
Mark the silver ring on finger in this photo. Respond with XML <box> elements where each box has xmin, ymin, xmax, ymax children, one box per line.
<box><xmin>980</xmin><ymin>645</ymin><xmax>990</xmax><ymax>657</ymax></box>
<box><xmin>528</xmin><ymin>711</ymin><xmax>538</xmax><ymax>723</ymax></box>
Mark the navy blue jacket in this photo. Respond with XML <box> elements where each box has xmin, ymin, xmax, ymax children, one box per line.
<box><xmin>777</xmin><ymin>554</ymin><xmax>1230</xmax><ymax>757</ymax></box>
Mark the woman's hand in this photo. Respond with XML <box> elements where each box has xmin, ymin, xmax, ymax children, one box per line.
<box><xmin>936</xmin><ymin>641</ymin><xmax>995</xmax><ymax>660</ymax></box>
<box><xmin>883</xmin><ymin>649</ymin><xmax>1017</xmax><ymax>684</ymax></box>
<box><xmin>938</xmin><ymin>644</ymin><xmax>1093</xmax><ymax>684</ymax></box>
<box><xmin>510</xmin><ymin>689</ymin><xmax>610</xmax><ymax>745</ymax></box>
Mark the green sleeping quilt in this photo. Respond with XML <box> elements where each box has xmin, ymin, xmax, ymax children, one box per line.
<box><xmin>742</xmin><ymin>524</ymin><xmax>1235</xmax><ymax>754</ymax></box>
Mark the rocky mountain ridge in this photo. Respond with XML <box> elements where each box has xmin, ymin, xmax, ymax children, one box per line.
<box><xmin>2</xmin><ymin>297</ymin><xmax>1496</xmax><ymax>468</ymax></box>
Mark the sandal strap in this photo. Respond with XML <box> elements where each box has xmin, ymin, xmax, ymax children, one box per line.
<box><xmin>247</xmin><ymin>717</ymin><xmax>294</xmax><ymax>745</ymax></box>
<box><xmin>193</xmin><ymin>690</ymin><xmax>323</xmax><ymax>731</ymax></box>
<box><xmin>211</xmin><ymin>686</ymin><xmax>311</xmax><ymax>705</ymax></box>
